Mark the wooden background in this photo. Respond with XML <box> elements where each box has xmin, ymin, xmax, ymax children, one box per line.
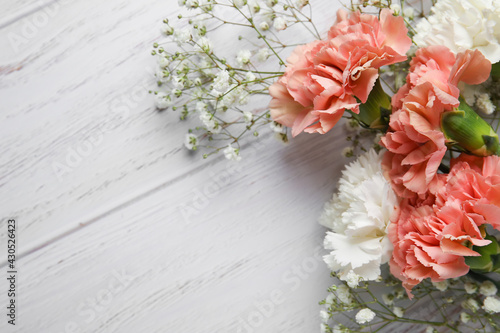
<box><xmin>0</xmin><ymin>0</ymin><xmax>443</xmax><ymax>332</ymax></box>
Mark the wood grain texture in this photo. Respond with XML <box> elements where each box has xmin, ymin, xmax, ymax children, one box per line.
<box><xmin>0</xmin><ymin>1</ymin><xmax>461</xmax><ymax>332</ymax></box>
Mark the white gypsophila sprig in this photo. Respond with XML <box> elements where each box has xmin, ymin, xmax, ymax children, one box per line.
<box><xmin>321</xmin><ymin>149</ymin><xmax>398</xmax><ymax>282</ymax></box>
<box><xmin>223</xmin><ymin>144</ymin><xmax>241</xmax><ymax>161</ymax></box>
<box><xmin>413</xmin><ymin>0</ymin><xmax>500</xmax><ymax>63</ymax></box>
<box><xmin>355</xmin><ymin>308</ymin><xmax>376</xmax><ymax>324</ymax></box>
<box><xmin>152</xmin><ymin>0</ymin><xmax>322</xmax><ymax>158</ymax></box>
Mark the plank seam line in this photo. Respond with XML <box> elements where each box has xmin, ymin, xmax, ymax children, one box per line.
<box><xmin>0</xmin><ymin>133</ymin><xmax>272</xmax><ymax>267</ymax></box>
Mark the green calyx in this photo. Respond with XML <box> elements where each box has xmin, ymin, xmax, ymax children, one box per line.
<box><xmin>466</xmin><ymin>235</ymin><xmax>500</xmax><ymax>274</ymax></box>
<box><xmin>441</xmin><ymin>97</ymin><xmax>500</xmax><ymax>156</ymax></box>
<box><xmin>350</xmin><ymin>78</ymin><xmax>391</xmax><ymax>131</ymax></box>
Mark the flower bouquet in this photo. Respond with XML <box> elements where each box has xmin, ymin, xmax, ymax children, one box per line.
<box><xmin>152</xmin><ymin>0</ymin><xmax>500</xmax><ymax>331</ymax></box>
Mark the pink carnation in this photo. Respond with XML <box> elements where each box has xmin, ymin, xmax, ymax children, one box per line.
<box><xmin>270</xmin><ymin>9</ymin><xmax>411</xmax><ymax>136</ymax></box>
<box><xmin>390</xmin><ymin>154</ymin><xmax>500</xmax><ymax>296</ymax></box>
<box><xmin>438</xmin><ymin>154</ymin><xmax>500</xmax><ymax>229</ymax></box>
<box><xmin>382</xmin><ymin>48</ymin><xmax>491</xmax><ymax>199</ymax></box>
<box><xmin>389</xmin><ymin>200</ymin><xmax>491</xmax><ymax>298</ymax></box>
<box><xmin>381</xmin><ymin>83</ymin><xmax>448</xmax><ymax>199</ymax></box>
<box><xmin>392</xmin><ymin>46</ymin><xmax>490</xmax><ymax>109</ymax></box>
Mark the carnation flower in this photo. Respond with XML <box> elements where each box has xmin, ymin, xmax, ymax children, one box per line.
<box><xmin>437</xmin><ymin>154</ymin><xmax>500</xmax><ymax>230</ymax></box>
<box><xmin>413</xmin><ymin>0</ymin><xmax>500</xmax><ymax>63</ymax></box>
<box><xmin>270</xmin><ymin>9</ymin><xmax>411</xmax><ymax>136</ymax></box>
<box><xmin>321</xmin><ymin>149</ymin><xmax>398</xmax><ymax>282</ymax></box>
<box><xmin>389</xmin><ymin>199</ymin><xmax>492</xmax><ymax>297</ymax></box>
<box><xmin>383</xmin><ymin>47</ymin><xmax>491</xmax><ymax>199</ymax></box>
<box><xmin>355</xmin><ymin>308</ymin><xmax>376</xmax><ymax>324</ymax></box>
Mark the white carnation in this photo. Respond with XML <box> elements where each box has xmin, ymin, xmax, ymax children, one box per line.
<box><xmin>321</xmin><ymin>149</ymin><xmax>398</xmax><ymax>282</ymax></box>
<box><xmin>355</xmin><ymin>308</ymin><xmax>376</xmax><ymax>324</ymax></box>
<box><xmin>413</xmin><ymin>0</ymin><xmax>500</xmax><ymax>63</ymax></box>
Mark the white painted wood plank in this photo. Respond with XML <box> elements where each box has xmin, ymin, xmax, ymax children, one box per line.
<box><xmin>0</xmin><ymin>0</ymin><xmax>338</xmax><ymax>254</ymax></box>
<box><xmin>0</xmin><ymin>130</ymin><xmax>353</xmax><ymax>333</ymax></box>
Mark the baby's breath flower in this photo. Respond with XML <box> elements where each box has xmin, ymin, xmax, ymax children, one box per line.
<box><xmin>233</xmin><ymin>0</ymin><xmax>245</xmax><ymax>8</ymax></box>
<box><xmin>479</xmin><ymin>280</ymin><xmax>498</xmax><ymax>296</ymax></box>
<box><xmin>476</xmin><ymin>93</ymin><xmax>496</xmax><ymax>115</ymax></box>
<box><xmin>184</xmin><ymin>133</ymin><xmax>198</xmax><ymax>150</ymax></box>
<box><xmin>403</xmin><ymin>7</ymin><xmax>414</xmax><ymax>19</ymax></box>
<box><xmin>460</xmin><ymin>312</ymin><xmax>471</xmax><ymax>323</ymax></box>
<box><xmin>393</xmin><ymin>306</ymin><xmax>404</xmax><ymax>318</ymax></box>
<box><xmin>174</xmin><ymin>28</ymin><xmax>192</xmax><ymax>45</ymax></box>
<box><xmin>265</xmin><ymin>0</ymin><xmax>277</xmax><ymax>7</ymax></box>
<box><xmin>344</xmin><ymin>271</ymin><xmax>361</xmax><ymax>288</ymax></box>
<box><xmin>325</xmin><ymin>293</ymin><xmax>335</xmax><ymax>305</ymax></box>
<box><xmin>320</xmin><ymin>309</ymin><xmax>329</xmax><ymax>323</ymax></box>
<box><xmin>355</xmin><ymin>308</ymin><xmax>376</xmax><ymax>324</ymax></box>
<box><xmin>197</xmin><ymin>37</ymin><xmax>213</xmax><ymax>53</ymax></box>
<box><xmin>373</xmin><ymin>132</ymin><xmax>383</xmax><ymax>145</ymax></box>
<box><xmin>212</xmin><ymin>70</ymin><xmax>231</xmax><ymax>96</ymax></box>
<box><xmin>464</xmin><ymin>282</ymin><xmax>477</xmax><ymax>294</ymax></box>
<box><xmin>259</xmin><ymin>21</ymin><xmax>270</xmax><ymax>31</ymax></box>
<box><xmin>154</xmin><ymin>93</ymin><xmax>172</xmax><ymax>109</ymax></box>
<box><xmin>425</xmin><ymin>327</ymin><xmax>437</xmax><ymax>333</ymax></box>
<box><xmin>295</xmin><ymin>0</ymin><xmax>309</xmax><ymax>8</ymax></box>
<box><xmin>248</xmin><ymin>0</ymin><xmax>260</xmax><ymax>13</ymax></box>
<box><xmin>223</xmin><ymin>144</ymin><xmax>241</xmax><ymax>161</ymax></box>
<box><xmin>432</xmin><ymin>280</ymin><xmax>449</xmax><ymax>292</ymax></box>
<box><xmin>245</xmin><ymin>71</ymin><xmax>256</xmax><ymax>82</ymax></box>
<box><xmin>382</xmin><ymin>293</ymin><xmax>394</xmax><ymax>306</ymax></box>
<box><xmin>270</xmin><ymin>121</ymin><xmax>286</xmax><ymax>133</ymax></box>
<box><xmin>483</xmin><ymin>296</ymin><xmax>500</xmax><ymax>313</ymax></box>
<box><xmin>243</xmin><ymin>111</ymin><xmax>253</xmax><ymax>123</ymax></box>
<box><xmin>394</xmin><ymin>288</ymin><xmax>405</xmax><ymax>299</ymax></box>
<box><xmin>185</xmin><ymin>0</ymin><xmax>199</xmax><ymax>8</ymax></box>
<box><xmin>389</xmin><ymin>4</ymin><xmax>401</xmax><ymax>15</ymax></box>
<box><xmin>320</xmin><ymin>323</ymin><xmax>327</xmax><ymax>333</ymax></box>
<box><xmin>158</xmin><ymin>55</ymin><xmax>170</xmax><ymax>68</ymax></box>
<box><xmin>336</xmin><ymin>284</ymin><xmax>352</xmax><ymax>304</ymax></box>
<box><xmin>273</xmin><ymin>17</ymin><xmax>287</xmax><ymax>31</ymax></box>
<box><xmin>236</xmin><ymin>49</ymin><xmax>252</xmax><ymax>67</ymax></box>
<box><xmin>462</xmin><ymin>298</ymin><xmax>480</xmax><ymax>313</ymax></box>
<box><xmin>345</xmin><ymin>119</ymin><xmax>359</xmax><ymax>132</ymax></box>
<box><xmin>257</xmin><ymin>48</ymin><xmax>270</xmax><ymax>62</ymax></box>
<box><xmin>160</xmin><ymin>23</ymin><xmax>174</xmax><ymax>35</ymax></box>
<box><xmin>341</xmin><ymin>146</ymin><xmax>353</xmax><ymax>157</ymax></box>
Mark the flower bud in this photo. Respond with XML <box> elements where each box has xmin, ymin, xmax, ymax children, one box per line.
<box><xmin>441</xmin><ymin>98</ymin><xmax>500</xmax><ymax>156</ymax></box>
